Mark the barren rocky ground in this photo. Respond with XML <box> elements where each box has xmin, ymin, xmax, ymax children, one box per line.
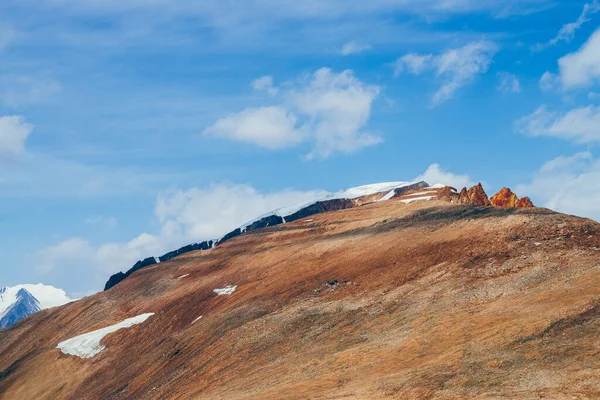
<box><xmin>2</xmin><ymin>196</ymin><xmax>600</xmax><ymax>399</ymax></box>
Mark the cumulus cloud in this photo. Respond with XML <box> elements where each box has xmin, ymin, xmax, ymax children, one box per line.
<box><xmin>339</xmin><ymin>41</ymin><xmax>370</xmax><ymax>56</ymax></box>
<box><xmin>516</xmin><ymin>152</ymin><xmax>600</xmax><ymax>221</ymax></box>
<box><xmin>497</xmin><ymin>72</ymin><xmax>521</xmax><ymax>93</ymax></box>
<box><xmin>292</xmin><ymin>68</ymin><xmax>382</xmax><ymax>159</ymax></box>
<box><xmin>414</xmin><ymin>163</ymin><xmax>473</xmax><ymax>189</ymax></box>
<box><xmin>394</xmin><ymin>40</ymin><xmax>498</xmax><ymax>105</ymax></box>
<box><xmin>204</xmin><ymin>68</ymin><xmax>382</xmax><ymax>158</ymax></box>
<box><xmin>516</xmin><ymin>105</ymin><xmax>600</xmax><ymax>143</ymax></box>
<box><xmin>0</xmin><ymin>116</ymin><xmax>34</xmax><ymax>162</ymax></box>
<box><xmin>204</xmin><ymin>106</ymin><xmax>304</xmax><ymax>149</ymax></box>
<box><xmin>553</xmin><ymin>28</ymin><xmax>600</xmax><ymax>90</ymax></box>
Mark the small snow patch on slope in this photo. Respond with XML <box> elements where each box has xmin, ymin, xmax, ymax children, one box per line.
<box><xmin>401</xmin><ymin>196</ymin><xmax>434</xmax><ymax>204</ymax></box>
<box><xmin>214</xmin><ymin>285</ymin><xmax>237</xmax><ymax>295</ymax></box>
<box><xmin>57</xmin><ymin>313</ymin><xmax>154</xmax><ymax>359</ymax></box>
<box><xmin>177</xmin><ymin>274</ymin><xmax>189</xmax><ymax>279</ymax></box>
<box><xmin>192</xmin><ymin>315</ymin><xmax>203</xmax><ymax>324</ymax></box>
<box><xmin>378</xmin><ymin>190</ymin><xmax>396</xmax><ymax>202</ymax></box>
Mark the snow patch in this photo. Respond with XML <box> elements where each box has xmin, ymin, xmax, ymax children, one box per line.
<box><xmin>214</xmin><ymin>285</ymin><xmax>237</xmax><ymax>296</ymax></box>
<box><xmin>404</xmin><ymin>191</ymin><xmax>439</xmax><ymax>197</ymax></box>
<box><xmin>154</xmin><ymin>257</ymin><xmax>161</xmax><ymax>263</ymax></box>
<box><xmin>534</xmin><ymin>242</ymin><xmax>542</xmax><ymax>246</ymax></box>
<box><xmin>304</xmin><ymin>219</ymin><xmax>314</xmax><ymax>222</ymax></box>
<box><xmin>192</xmin><ymin>315</ymin><xmax>203</xmax><ymax>324</ymax></box>
<box><xmin>57</xmin><ymin>313</ymin><xmax>154</xmax><ymax>359</ymax></box>
<box><xmin>177</xmin><ymin>274</ymin><xmax>189</xmax><ymax>279</ymax></box>
<box><xmin>400</xmin><ymin>196</ymin><xmax>434</xmax><ymax>204</ymax></box>
<box><xmin>378</xmin><ymin>190</ymin><xmax>396</xmax><ymax>202</ymax></box>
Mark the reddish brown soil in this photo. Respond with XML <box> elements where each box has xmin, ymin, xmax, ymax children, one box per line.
<box><xmin>2</xmin><ymin>199</ymin><xmax>600</xmax><ymax>399</ymax></box>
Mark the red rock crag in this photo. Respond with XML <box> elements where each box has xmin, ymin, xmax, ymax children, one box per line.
<box><xmin>453</xmin><ymin>184</ymin><xmax>535</xmax><ymax>209</ymax></box>
<box><xmin>490</xmin><ymin>187</ymin><xmax>535</xmax><ymax>208</ymax></box>
<box><xmin>456</xmin><ymin>183</ymin><xmax>491</xmax><ymax>206</ymax></box>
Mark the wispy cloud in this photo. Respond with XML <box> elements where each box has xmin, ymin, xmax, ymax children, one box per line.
<box><xmin>534</xmin><ymin>1</ymin><xmax>600</xmax><ymax>51</ymax></box>
<box><xmin>516</xmin><ymin>105</ymin><xmax>600</xmax><ymax>144</ymax></box>
<box><xmin>395</xmin><ymin>40</ymin><xmax>498</xmax><ymax>105</ymax></box>
<box><xmin>497</xmin><ymin>72</ymin><xmax>521</xmax><ymax>93</ymax></box>
<box><xmin>339</xmin><ymin>41</ymin><xmax>370</xmax><ymax>56</ymax></box>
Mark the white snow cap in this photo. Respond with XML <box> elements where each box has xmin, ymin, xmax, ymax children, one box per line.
<box><xmin>0</xmin><ymin>284</ymin><xmax>73</xmax><ymax>319</ymax></box>
<box><xmin>57</xmin><ymin>313</ymin><xmax>155</xmax><ymax>359</ymax></box>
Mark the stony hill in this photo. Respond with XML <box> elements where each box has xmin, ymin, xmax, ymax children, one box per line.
<box><xmin>4</xmin><ymin>182</ymin><xmax>600</xmax><ymax>399</ymax></box>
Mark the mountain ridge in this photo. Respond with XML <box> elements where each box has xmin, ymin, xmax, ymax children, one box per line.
<box><xmin>5</xmin><ymin>188</ymin><xmax>600</xmax><ymax>399</ymax></box>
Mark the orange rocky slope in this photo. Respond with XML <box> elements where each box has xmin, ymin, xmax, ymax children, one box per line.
<box><xmin>5</xmin><ymin>183</ymin><xmax>600</xmax><ymax>399</ymax></box>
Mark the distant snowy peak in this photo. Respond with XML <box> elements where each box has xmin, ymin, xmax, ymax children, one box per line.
<box><xmin>0</xmin><ymin>284</ymin><xmax>74</xmax><ymax>329</ymax></box>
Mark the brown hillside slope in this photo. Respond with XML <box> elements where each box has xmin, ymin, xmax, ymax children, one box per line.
<box><xmin>2</xmin><ymin>199</ymin><xmax>600</xmax><ymax>399</ymax></box>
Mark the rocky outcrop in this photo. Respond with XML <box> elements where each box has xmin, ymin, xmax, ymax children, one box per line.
<box><xmin>490</xmin><ymin>188</ymin><xmax>519</xmax><ymax>208</ymax></box>
<box><xmin>490</xmin><ymin>188</ymin><xmax>536</xmax><ymax>209</ymax></box>
<box><xmin>457</xmin><ymin>183</ymin><xmax>491</xmax><ymax>206</ymax></box>
<box><xmin>104</xmin><ymin>241</ymin><xmax>216</xmax><ymax>291</ymax></box>
<box><xmin>517</xmin><ymin>196</ymin><xmax>535</xmax><ymax>208</ymax></box>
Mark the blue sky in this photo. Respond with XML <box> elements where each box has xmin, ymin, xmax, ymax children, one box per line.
<box><xmin>2</xmin><ymin>0</ymin><xmax>600</xmax><ymax>296</ymax></box>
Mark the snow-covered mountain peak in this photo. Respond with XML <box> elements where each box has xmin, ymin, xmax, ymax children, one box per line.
<box><xmin>0</xmin><ymin>284</ymin><xmax>74</xmax><ymax>329</ymax></box>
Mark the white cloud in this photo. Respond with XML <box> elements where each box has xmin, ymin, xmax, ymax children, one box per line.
<box><xmin>394</xmin><ymin>53</ymin><xmax>434</xmax><ymax>76</ymax></box>
<box><xmin>539</xmin><ymin>71</ymin><xmax>558</xmax><ymax>92</ymax></box>
<box><xmin>37</xmin><ymin>183</ymin><xmax>328</xmax><ymax>280</ymax></box>
<box><xmin>394</xmin><ymin>40</ymin><xmax>498</xmax><ymax>105</ymax></box>
<box><xmin>516</xmin><ymin>152</ymin><xmax>600</xmax><ymax>221</ymax></box>
<box><xmin>497</xmin><ymin>72</ymin><xmax>521</xmax><ymax>93</ymax></box>
<box><xmin>292</xmin><ymin>68</ymin><xmax>382</xmax><ymax>159</ymax></box>
<box><xmin>414</xmin><ymin>163</ymin><xmax>473</xmax><ymax>189</ymax></box>
<box><xmin>540</xmin><ymin>1</ymin><xmax>600</xmax><ymax>49</ymax></box>
<box><xmin>556</xmin><ymin>28</ymin><xmax>600</xmax><ymax>90</ymax></box>
<box><xmin>204</xmin><ymin>106</ymin><xmax>304</xmax><ymax>149</ymax></box>
<box><xmin>155</xmin><ymin>184</ymin><xmax>327</xmax><ymax>240</ymax></box>
<box><xmin>0</xmin><ymin>116</ymin><xmax>34</xmax><ymax>162</ymax></box>
<box><xmin>516</xmin><ymin>105</ymin><xmax>600</xmax><ymax>143</ymax></box>
<box><xmin>339</xmin><ymin>41</ymin><xmax>370</xmax><ymax>56</ymax></box>
<box><xmin>251</xmin><ymin>75</ymin><xmax>278</xmax><ymax>95</ymax></box>
<box><xmin>205</xmin><ymin>68</ymin><xmax>382</xmax><ymax>158</ymax></box>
